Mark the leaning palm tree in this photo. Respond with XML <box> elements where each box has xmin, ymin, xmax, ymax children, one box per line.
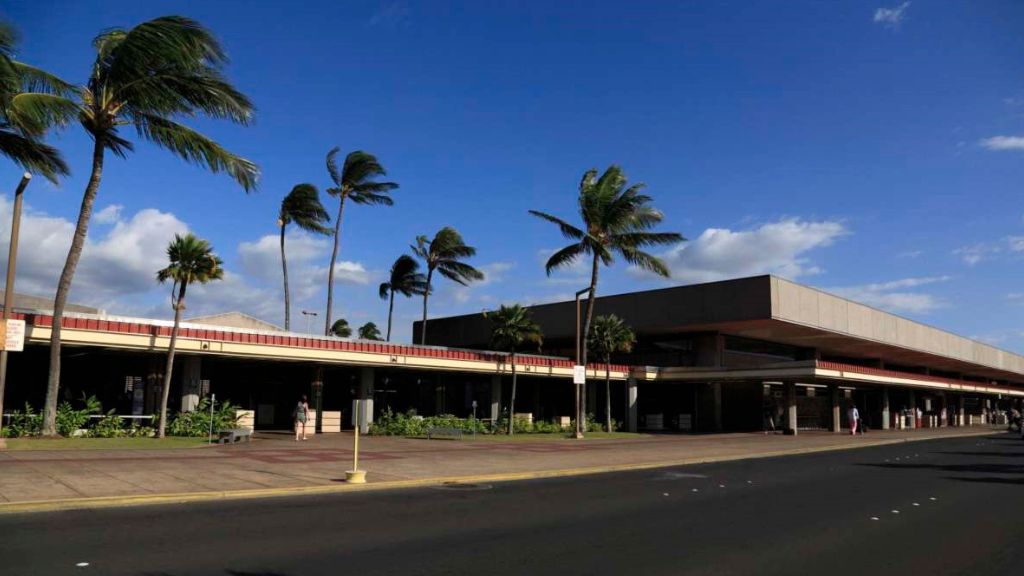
<box><xmin>587</xmin><ymin>315</ymin><xmax>636</xmax><ymax>433</ymax></box>
<box><xmin>156</xmin><ymin>233</ymin><xmax>223</xmax><ymax>438</ymax></box>
<box><xmin>486</xmin><ymin>304</ymin><xmax>543</xmax><ymax>435</ymax></box>
<box><xmin>323</xmin><ymin>148</ymin><xmax>398</xmax><ymax>335</ymax></box>
<box><xmin>329</xmin><ymin>318</ymin><xmax>352</xmax><ymax>338</ymax></box>
<box><xmin>42</xmin><ymin>16</ymin><xmax>258</xmax><ymax>436</ymax></box>
<box><xmin>529</xmin><ymin>165</ymin><xmax>682</xmax><ymax>432</ymax></box>
<box><xmin>279</xmin><ymin>183</ymin><xmax>330</xmax><ymax>330</ymax></box>
<box><xmin>0</xmin><ymin>20</ymin><xmax>76</xmax><ymax>181</ymax></box>
<box><xmin>357</xmin><ymin>322</ymin><xmax>382</xmax><ymax>341</ymax></box>
<box><xmin>378</xmin><ymin>254</ymin><xmax>428</xmax><ymax>342</ymax></box>
<box><xmin>412</xmin><ymin>227</ymin><xmax>484</xmax><ymax>345</ymax></box>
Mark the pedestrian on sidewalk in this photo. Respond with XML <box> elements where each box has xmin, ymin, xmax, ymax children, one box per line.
<box><xmin>294</xmin><ymin>394</ymin><xmax>310</xmax><ymax>441</ymax></box>
<box><xmin>848</xmin><ymin>405</ymin><xmax>859</xmax><ymax>435</ymax></box>
<box><xmin>763</xmin><ymin>405</ymin><xmax>776</xmax><ymax>435</ymax></box>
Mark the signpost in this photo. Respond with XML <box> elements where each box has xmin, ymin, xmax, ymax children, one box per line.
<box><xmin>0</xmin><ymin>174</ymin><xmax>31</xmax><ymax>448</ymax></box>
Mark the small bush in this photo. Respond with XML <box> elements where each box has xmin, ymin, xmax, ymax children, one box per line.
<box><xmin>2</xmin><ymin>403</ymin><xmax>42</xmax><ymax>438</ymax></box>
<box><xmin>55</xmin><ymin>396</ymin><xmax>102</xmax><ymax>437</ymax></box>
<box><xmin>166</xmin><ymin>397</ymin><xmax>239</xmax><ymax>437</ymax></box>
<box><xmin>370</xmin><ymin>408</ymin><xmax>489</xmax><ymax>436</ymax></box>
<box><xmin>90</xmin><ymin>410</ymin><xmax>127</xmax><ymax>438</ymax></box>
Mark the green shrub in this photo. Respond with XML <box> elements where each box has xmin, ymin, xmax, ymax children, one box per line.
<box><xmin>55</xmin><ymin>396</ymin><xmax>102</xmax><ymax>437</ymax></box>
<box><xmin>370</xmin><ymin>408</ymin><xmax>489</xmax><ymax>436</ymax></box>
<box><xmin>2</xmin><ymin>403</ymin><xmax>42</xmax><ymax>438</ymax></box>
<box><xmin>167</xmin><ymin>397</ymin><xmax>239</xmax><ymax>437</ymax></box>
<box><xmin>90</xmin><ymin>410</ymin><xmax>127</xmax><ymax>438</ymax></box>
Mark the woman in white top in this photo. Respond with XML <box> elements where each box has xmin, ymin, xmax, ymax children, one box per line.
<box><xmin>848</xmin><ymin>405</ymin><xmax>859</xmax><ymax>435</ymax></box>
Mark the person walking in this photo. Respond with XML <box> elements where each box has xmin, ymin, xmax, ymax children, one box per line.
<box><xmin>293</xmin><ymin>394</ymin><xmax>310</xmax><ymax>441</ymax></box>
<box><xmin>848</xmin><ymin>404</ymin><xmax>859</xmax><ymax>435</ymax></box>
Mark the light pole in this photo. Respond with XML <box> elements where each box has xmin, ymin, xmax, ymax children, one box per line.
<box><xmin>0</xmin><ymin>173</ymin><xmax>31</xmax><ymax>449</ymax></box>
<box><xmin>301</xmin><ymin>310</ymin><xmax>318</xmax><ymax>335</ymax></box>
<box><xmin>574</xmin><ymin>286</ymin><xmax>592</xmax><ymax>439</ymax></box>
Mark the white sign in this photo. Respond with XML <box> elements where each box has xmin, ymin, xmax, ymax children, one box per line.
<box><xmin>573</xmin><ymin>365</ymin><xmax>586</xmax><ymax>385</ymax></box>
<box><xmin>1</xmin><ymin>319</ymin><xmax>24</xmax><ymax>352</ymax></box>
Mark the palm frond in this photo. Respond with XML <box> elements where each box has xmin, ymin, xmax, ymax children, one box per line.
<box><xmin>437</xmin><ymin>260</ymin><xmax>484</xmax><ymax>286</ymax></box>
<box><xmin>326</xmin><ymin>146</ymin><xmax>341</xmax><ymax>186</ymax></box>
<box><xmin>280</xmin><ymin>183</ymin><xmax>330</xmax><ymax>234</ymax></box>
<box><xmin>611</xmin><ymin>231</ymin><xmax>685</xmax><ymax>249</ymax></box>
<box><xmin>10</xmin><ymin>61</ymin><xmax>77</xmax><ymax>96</ymax></box>
<box><xmin>103</xmin><ymin>16</ymin><xmax>229</xmax><ymax>88</ymax></box>
<box><xmin>118</xmin><ymin>69</ymin><xmax>252</xmax><ymax>124</ymax></box>
<box><xmin>528</xmin><ymin>209</ymin><xmax>584</xmax><ymax>240</ymax></box>
<box><xmin>0</xmin><ymin>129</ymin><xmax>69</xmax><ymax>182</ymax></box>
<box><xmin>7</xmin><ymin>93</ymin><xmax>78</xmax><ymax>136</ymax></box>
<box><xmin>543</xmin><ymin>243</ymin><xmax>586</xmax><ymax>276</ymax></box>
<box><xmin>619</xmin><ymin>247</ymin><xmax>671</xmax><ymax>278</ymax></box>
<box><xmin>134</xmin><ymin>113</ymin><xmax>258</xmax><ymax>191</ymax></box>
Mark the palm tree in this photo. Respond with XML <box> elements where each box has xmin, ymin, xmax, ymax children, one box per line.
<box><xmin>279</xmin><ymin>183</ymin><xmax>330</xmax><ymax>330</ymax></box>
<box><xmin>0</xmin><ymin>21</ymin><xmax>76</xmax><ymax>181</ymax></box>
<box><xmin>529</xmin><ymin>165</ymin><xmax>682</xmax><ymax>432</ymax></box>
<box><xmin>412</xmin><ymin>227</ymin><xmax>484</xmax><ymax>345</ymax></box>
<box><xmin>329</xmin><ymin>318</ymin><xmax>352</xmax><ymax>338</ymax></box>
<box><xmin>323</xmin><ymin>148</ymin><xmax>397</xmax><ymax>335</ymax></box>
<box><xmin>156</xmin><ymin>233</ymin><xmax>223</xmax><ymax>438</ymax></box>
<box><xmin>485</xmin><ymin>304</ymin><xmax>543</xmax><ymax>435</ymax></box>
<box><xmin>42</xmin><ymin>16</ymin><xmax>258</xmax><ymax>436</ymax></box>
<box><xmin>378</xmin><ymin>254</ymin><xmax>428</xmax><ymax>342</ymax></box>
<box><xmin>587</xmin><ymin>315</ymin><xmax>636</xmax><ymax>433</ymax></box>
<box><xmin>357</xmin><ymin>322</ymin><xmax>382</xmax><ymax>341</ymax></box>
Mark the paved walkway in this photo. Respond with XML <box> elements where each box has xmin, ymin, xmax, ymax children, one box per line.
<box><xmin>0</xmin><ymin>426</ymin><xmax>1000</xmax><ymax>510</ymax></box>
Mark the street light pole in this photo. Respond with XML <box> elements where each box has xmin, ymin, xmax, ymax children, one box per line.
<box><xmin>574</xmin><ymin>287</ymin><xmax>591</xmax><ymax>440</ymax></box>
<box><xmin>301</xmin><ymin>309</ymin><xmax>318</xmax><ymax>335</ymax></box>
<box><xmin>0</xmin><ymin>173</ymin><xmax>31</xmax><ymax>448</ymax></box>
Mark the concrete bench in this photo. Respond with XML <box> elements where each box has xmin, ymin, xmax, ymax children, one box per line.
<box><xmin>426</xmin><ymin>426</ymin><xmax>463</xmax><ymax>440</ymax></box>
<box><xmin>218</xmin><ymin>428</ymin><xmax>253</xmax><ymax>444</ymax></box>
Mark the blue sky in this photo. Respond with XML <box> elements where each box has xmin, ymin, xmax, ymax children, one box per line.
<box><xmin>1</xmin><ymin>1</ymin><xmax>1023</xmax><ymax>348</ymax></box>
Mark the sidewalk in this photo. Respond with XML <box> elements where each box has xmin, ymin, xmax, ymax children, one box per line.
<box><xmin>0</xmin><ymin>426</ymin><xmax>1001</xmax><ymax>513</ymax></box>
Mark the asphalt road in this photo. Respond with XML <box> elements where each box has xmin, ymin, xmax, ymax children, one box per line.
<box><xmin>3</xmin><ymin>433</ymin><xmax>1023</xmax><ymax>576</ymax></box>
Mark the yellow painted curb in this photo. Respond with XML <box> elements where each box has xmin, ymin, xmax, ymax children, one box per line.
<box><xmin>0</xmin><ymin>429</ymin><xmax>998</xmax><ymax>515</ymax></box>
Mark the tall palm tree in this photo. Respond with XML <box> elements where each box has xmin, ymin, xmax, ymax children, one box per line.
<box><xmin>0</xmin><ymin>21</ymin><xmax>76</xmax><ymax>181</ymax></box>
<box><xmin>529</xmin><ymin>165</ymin><xmax>682</xmax><ymax>432</ymax></box>
<box><xmin>279</xmin><ymin>183</ymin><xmax>330</xmax><ymax>331</ymax></box>
<box><xmin>156</xmin><ymin>233</ymin><xmax>223</xmax><ymax>438</ymax></box>
<box><xmin>42</xmin><ymin>16</ymin><xmax>258</xmax><ymax>436</ymax></box>
<box><xmin>587</xmin><ymin>315</ymin><xmax>636</xmax><ymax>433</ymax></box>
<box><xmin>412</xmin><ymin>227</ymin><xmax>484</xmax><ymax>345</ymax></box>
<box><xmin>329</xmin><ymin>318</ymin><xmax>352</xmax><ymax>338</ymax></box>
<box><xmin>378</xmin><ymin>254</ymin><xmax>428</xmax><ymax>342</ymax></box>
<box><xmin>486</xmin><ymin>304</ymin><xmax>543</xmax><ymax>435</ymax></box>
<box><xmin>357</xmin><ymin>322</ymin><xmax>382</xmax><ymax>341</ymax></box>
<box><xmin>323</xmin><ymin>148</ymin><xmax>397</xmax><ymax>335</ymax></box>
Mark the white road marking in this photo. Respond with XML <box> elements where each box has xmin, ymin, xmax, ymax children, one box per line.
<box><xmin>691</xmin><ymin>488</ymin><xmax>699</xmax><ymax>492</ymax></box>
<box><xmin>663</xmin><ymin>493</ymin><xmax>670</xmax><ymax>496</ymax></box>
<box><xmin>76</xmin><ymin>563</ymin><xmax>89</xmax><ymax>568</ymax></box>
<box><xmin>929</xmin><ymin>497</ymin><xmax>937</xmax><ymax>501</ymax></box>
<box><xmin>912</xmin><ymin>503</ymin><xmax>920</xmax><ymax>506</ymax></box>
<box><xmin>870</xmin><ymin>517</ymin><xmax>879</xmax><ymax>521</ymax></box>
<box><xmin>891</xmin><ymin>510</ymin><xmax>900</xmax><ymax>514</ymax></box>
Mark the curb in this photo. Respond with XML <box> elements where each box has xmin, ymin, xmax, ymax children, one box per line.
<box><xmin>0</xmin><ymin>429</ymin><xmax>999</xmax><ymax>515</ymax></box>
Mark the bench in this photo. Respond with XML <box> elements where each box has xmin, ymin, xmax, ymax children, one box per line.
<box><xmin>426</xmin><ymin>426</ymin><xmax>462</xmax><ymax>440</ymax></box>
<box><xmin>218</xmin><ymin>428</ymin><xmax>253</xmax><ymax>444</ymax></box>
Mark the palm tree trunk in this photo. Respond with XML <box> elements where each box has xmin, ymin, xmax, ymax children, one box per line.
<box><xmin>420</xmin><ymin>268</ymin><xmax>433</xmax><ymax>345</ymax></box>
<box><xmin>280</xmin><ymin>224</ymin><xmax>290</xmax><ymax>331</ymax></box>
<box><xmin>157</xmin><ymin>281</ymin><xmax>188</xmax><ymax>439</ymax></box>
<box><xmin>324</xmin><ymin>195</ymin><xmax>346</xmax><ymax>335</ymax></box>
<box><xmin>386</xmin><ymin>290</ymin><xmax>395</xmax><ymax>342</ymax></box>
<box><xmin>43</xmin><ymin>136</ymin><xmax>105</xmax><ymax>436</ymax></box>
<box><xmin>605</xmin><ymin>361</ymin><xmax>612</xmax><ymax>433</ymax></box>
<box><xmin>508</xmin><ymin>352</ymin><xmax>517</xmax><ymax>436</ymax></box>
<box><xmin>579</xmin><ymin>252</ymin><xmax>600</xmax><ymax>432</ymax></box>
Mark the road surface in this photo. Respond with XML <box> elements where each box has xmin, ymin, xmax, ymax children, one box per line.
<box><xmin>3</xmin><ymin>433</ymin><xmax>1022</xmax><ymax>575</ymax></box>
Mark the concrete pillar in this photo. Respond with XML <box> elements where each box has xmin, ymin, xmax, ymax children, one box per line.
<box><xmin>958</xmin><ymin>395</ymin><xmax>966</xmax><ymax>427</ymax></box>
<box><xmin>490</xmin><ymin>374</ymin><xmax>502</xmax><ymax>422</ymax></box>
<box><xmin>785</xmin><ymin>382</ymin><xmax>798</xmax><ymax>435</ymax></box>
<box><xmin>627</xmin><ymin>378</ymin><xmax>638</xmax><ymax>433</ymax></box>
<box><xmin>908</xmin><ymin>389</ymin><xmax>917</xmax><ymax>429</ymax></box>
<box><xmin>180</xmin><ymin>356</ymin><xmax>202</xmax><ymax>412</ymax></box>
<box><xmin>712</xmin><ymin>382</ymin><xmax>723</xmax><ymax>432</ymax></box>
<box><xmin>352</xmin><ymin>366</ymin><xmax>374</xmax><ymax>434</ymax></box>
<box><xmin>829</xmin><ymin>384</ymin><xmax>841</xmax><ymax>433</ymax></box>
<box><xmin>311</xmin><ymin>369</ymin><xmax>324</xmax><ymax>433</ymax></box>
<box><xmin>881</xmin><ymin>387</ymin><xmax>890</xmax><ymax>430</ymax></box>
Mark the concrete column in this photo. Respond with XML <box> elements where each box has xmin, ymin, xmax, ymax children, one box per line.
<box><xmin>881</xmin><ymin>387</ymin><xmax>890</xmax><ymax>430</ymax></box>
<box><xmin>785</xmin><ymin>382</ymin><xmax>798</xmax><ymax>435</ymax></box>
<box><xmin>352</xmin><ymin>366</ymin><xmax>374</xmax><ymax>434</ymax></box>
<box><xmin>712</xmin><ymin>382</ymin><xmax>723</xmax><ymax>432</ymax></box>
<box><xmin>180</xmin><ymin>356</ymin><xmax>202</xmax><ymax>412</ymax></box>
<box><xmin>490</xmin><ymin>374</ymin><xmax>502</xmax><ymax>422</ymax></box>
<box><xmin>908</xmin><ymin>389</ymin><xmax>917</xmax><ymax>429</ymax></box>
<box><xmin>627</xmin><ymin>378</ymin><xmax>638</xmax><ymax>433</ymax></box>
<box><xmin>829</xmin><ymin>384</ymin><xmax>841</xmax><ymax>433</ymax></box>
<box><xmin>958</xmin><ymin>396</ymin><xmax>966</xmax><ymax>427</ymax></box>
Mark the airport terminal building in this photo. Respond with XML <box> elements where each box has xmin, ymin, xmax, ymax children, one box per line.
<box><xmin>3</xmin><ymin>275</ymin><xmax>1022</xmax><ymax>435</ymax></box>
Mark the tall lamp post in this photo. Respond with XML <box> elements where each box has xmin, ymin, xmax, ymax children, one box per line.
<box><xmin>301</xmin><ymin>309</ymin><xmax>318</xmax><ymax>335</ymax></box>
<box><xmin>574</xmin><ymin>286</ymin><xmax>592</xmax><ymax>439</ymax></box>
<box><xmin>0</xmin><ymin>173</ymin><xmax>31</xmax><ymax>448</ymax></box>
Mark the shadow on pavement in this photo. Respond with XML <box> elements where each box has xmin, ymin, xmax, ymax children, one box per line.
<box><xmin>944</xmin><ymin>476</ymin><xmax>1024</xmax><ymax>486</ymax></box>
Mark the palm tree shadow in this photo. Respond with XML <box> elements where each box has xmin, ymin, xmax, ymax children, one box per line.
<box><xmin>945</xmin><ymin>476</ymin><xmax>1024</xmax><ymax>486</ymax></box>
<box><xmin>143</xmin><ymin>571</ymin><xmax>291</xmax><ymax>576</ymax></box>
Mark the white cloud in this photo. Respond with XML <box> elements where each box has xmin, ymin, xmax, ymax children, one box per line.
<box><xmin>238</xmin><ymin>232</ymin><xmax>371</xmax><ymax>303</ymax></box>
<box><xmin>1006</xmin><ymin>293</ymin><xmax>1024</xmax><ymax>305</ymax></box>
<box><xmin>446</xmin><ymin>261</ymin><xmax>515</xmax><ymax>305</ymax></box>
<box><xmin>652</xmin><ymin>218</ymin><xmax>847</xmax><ymax>284</ymax></box>
<box><xmin>952</xmin><ymin>242</ymin><xmax>999</xmax><ymax>266</ymax></box>
<box><xmin>94</xmin><ymin>204</ymin><xmax>123</xmax><ymax>225</ymax></box>
<box><xmin>827</xmin><ymin>276</ymin><xmax>950</xmax><ymax>314</ymax></box>
<box><xmin>980</xmin><ymin>136</ymin><xmax>1024</xmax><ymax>151</ymax></box>
<box><xmin>1008</xmin><ymin>236</ymin><xmax>1024</xmax><ymax>252</ymax></box>
<box><xmin>874</xmin><ymin>2</ymin><xmax>910</xmax><ymax>28</ymax></box>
